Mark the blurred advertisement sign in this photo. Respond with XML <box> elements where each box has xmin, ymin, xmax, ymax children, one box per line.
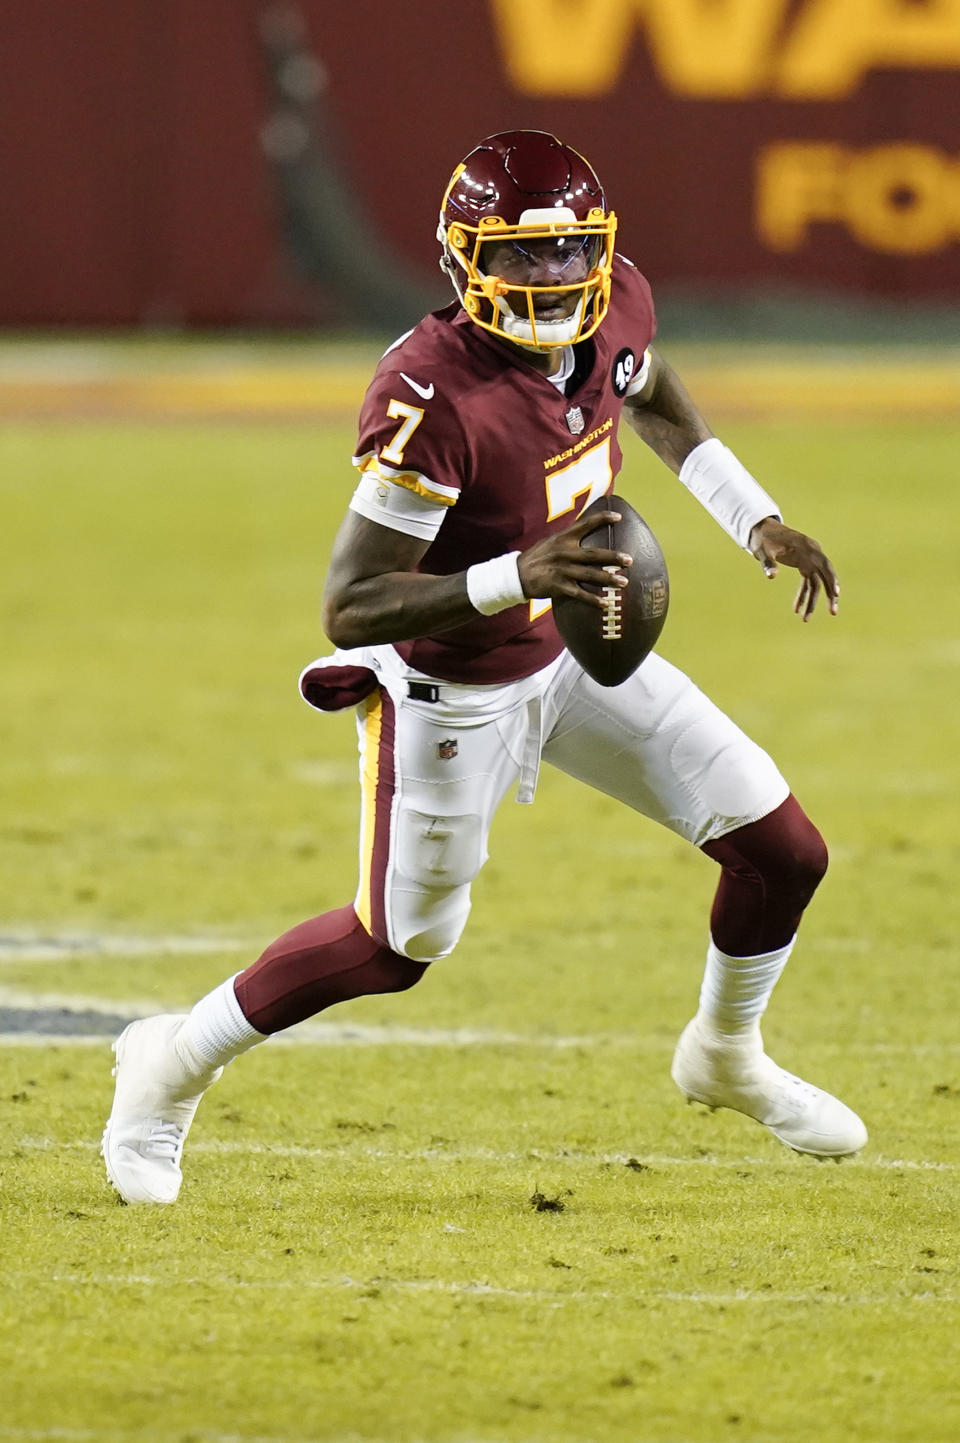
<box><xmin>489</xmin><ymin>0</ymin><xmax>960</xmax><ymax>270</ymax></box>
<box><xmin>492</xmin><ymin>0</ymin><xmax>960</xmax><ymax>100</ymax></box>
<box><xmin>1</xmin><ymin>0</ymin><xmax>958</xmax><ymax>325</ymax></box>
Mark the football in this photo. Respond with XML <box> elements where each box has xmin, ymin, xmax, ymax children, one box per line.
<box><xmin>553</xmin><ymin>493</ymin><xmax>669</xmax><ymax>687</ymax></box>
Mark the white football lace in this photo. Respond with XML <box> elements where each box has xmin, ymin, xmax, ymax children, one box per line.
<box><xmin>770</xmin><ymin>1068</ymin><xmax>824</xmax><ymax>1112</ymax></box>
<box><xmin>143</xmin><ymin>1121</ymin><xmax>185</xmax><ymax>1160</ymax></box>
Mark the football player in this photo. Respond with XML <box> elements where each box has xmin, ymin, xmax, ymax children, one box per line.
<box><xmin>103</xmin><ymin>130</ymin><xmax>865</xmax><ymax>1204</ymax></box>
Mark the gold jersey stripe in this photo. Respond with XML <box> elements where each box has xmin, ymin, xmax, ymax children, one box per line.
<box><xmin>360</xmin><ymin>459</ymin><xmax>459</xmax><ymax>506</ymax></box>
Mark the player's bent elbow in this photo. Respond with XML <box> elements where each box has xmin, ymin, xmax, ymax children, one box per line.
<box><xmin>320</xmin><ymin>591</ymin><xmax>361</xmax><ymax>650</ymax></box>
<box><xmin>323</xmin><ymin>616</ymin><xmax>363</xmax><ymax>650</ymax></box>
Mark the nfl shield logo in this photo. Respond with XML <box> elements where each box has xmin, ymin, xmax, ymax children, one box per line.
<box><xmin>437</xmin><ymin>738</ymin><xmax>458</xmax><ymax>760</ymax></box>
<box><xmin>565</xmin><ymin>406</ymin><xmax>585</xmax><ymax>435</ymax></box>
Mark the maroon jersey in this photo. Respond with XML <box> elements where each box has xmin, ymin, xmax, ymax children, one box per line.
<box><xmin>352</xmin><ymin>254</ymin><xmax>656</xmax><ymax>683</ymax></box>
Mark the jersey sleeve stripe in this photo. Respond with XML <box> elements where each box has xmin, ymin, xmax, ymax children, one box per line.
<box><xmin>349</xmin><ymin>468</ymin><xmax>450</xmax><ymax>542</ymax></box>
<box><xmin>353</xmin><ymin>454</ymin><xmax>459</xmax><ymax>506</ymax></box>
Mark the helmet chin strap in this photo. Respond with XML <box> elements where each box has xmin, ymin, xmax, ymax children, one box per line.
<box><xmin>496</xmin><ymin>292</ymin><xmax>589</xmax><ymax>350</ymax></box>
<box><xmin>439</xmin><ymin>248</ymin><xmax>465</xmax><ymax>302</ymax></box>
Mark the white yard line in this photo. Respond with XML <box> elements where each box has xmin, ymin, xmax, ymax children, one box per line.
<box><xmin>0</xmin><ymin>1035</ymin><xmax>117</xmax><ymax>1047</ymax></box>
<box><xmin>18</xmin><ymin>1135</ymin><xmax>959</xmax><ymax>1171</ymax></box>
<box><xmin>2</xmin><ymin>984</ymin><xmax>959</xmax><ymax>1054</ymax></box>
<box><xmin>0</xmin><ymin>930</ymin><xmax>250</xmax><ymax>963</ymax></box>
<box><xmin>2</xmin><ymin>1006</ymin><xmax>959</xmax><ymax>1056</ymax></box>
<box><xmin>0</xmin><ymin>988</ymin><xmax>638</xmax><ymax>1047</ymax></box>
<box><xmin>0</xmin><ymin>1021</ymin><xmax>627</xmax><ymax>1049</ymax></box>
<box><xmin>0</xmin><ymin>1430</ymin><xmax>518</xmax><ymax>1443</ymax></box>
<box><xmin>0</xmin><ymin>1431</ymin><xmax>386</xmax><ymax>1443</ymax></box>
<box><xmin>0</xmin><ymin>987</ymin><xmax>181</xmax><ymax>1017</ymax></box>
<box><xmin>4</xmin><ymin>1269</ymin><xmax>953</xmax><ymax>1308</ymax></box>
<box><xmin>0</xmin><ymin>925</ymin><xmax>880</xmax><ymax>962</ymax></box>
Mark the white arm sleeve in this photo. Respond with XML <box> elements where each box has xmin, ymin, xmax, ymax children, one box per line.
<box><xmin>677</xmin><ymin>438</ymin><xmax>781</xmax><ymax>550</ymax></box>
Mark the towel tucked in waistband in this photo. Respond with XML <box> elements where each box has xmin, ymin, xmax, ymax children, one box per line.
<box><xmin>300</xmin><ymin>664</ymin><xmax>379</xmax><ymax>712</ymax></box>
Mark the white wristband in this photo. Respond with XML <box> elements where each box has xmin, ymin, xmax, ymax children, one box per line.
<box><xmin>465</xmin><ymin>551</ymin><xmax>526</xmax><ymax>615</ymax></box>
<box><xmin>678</xmin><ymin>438</ymin><xmax>780</xmax><ymax>550</ymax></box>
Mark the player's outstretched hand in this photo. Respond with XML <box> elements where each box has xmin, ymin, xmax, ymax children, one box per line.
<box><xmin>749</xmin><ymin>517</ymin><xmax>839</xmax><ymax>622</ymax></box>
<box><xmin>518</xmin><ymin>509</ymin><xmax>632</xmax><ymax>610</ymax></box>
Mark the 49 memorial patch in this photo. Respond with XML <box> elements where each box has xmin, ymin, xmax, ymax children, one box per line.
<box><xmin>611</xmin><ymin>348</ymin><xmax>637</xmax><ymax>397</ymax></box>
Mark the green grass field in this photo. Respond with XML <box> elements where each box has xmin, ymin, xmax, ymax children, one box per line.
<box><xmin>2</xmin><ymin>338</ymin><xmax>959</xmax><ymax>1443</ymax></box>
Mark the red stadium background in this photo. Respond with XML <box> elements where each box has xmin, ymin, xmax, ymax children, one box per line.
<box><xmin>4</xmin><ymin>0</ymin><xmax>960</xmax><ymax>328</ymax></box>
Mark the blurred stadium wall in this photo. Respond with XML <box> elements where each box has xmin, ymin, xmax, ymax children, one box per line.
<box><xmin>4</xmin><ymin>0</ymin><xmax>960</xmax><ymax>339</ymax></box>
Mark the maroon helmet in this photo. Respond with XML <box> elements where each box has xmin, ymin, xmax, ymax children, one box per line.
<box><xmin>438</xmin><ymin>130</ymin><xmax>617</xmax><ymax>350</ymax></box>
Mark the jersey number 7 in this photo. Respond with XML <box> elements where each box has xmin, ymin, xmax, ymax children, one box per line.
<box><xmin>531</xmin><ymin>439</ymin><xmax>613</xmax><ymax>618</ymax></box>
<box><xmin>381</xmin><ymin>400</ymin><xmax>425</xmax><ymax>466</ymax></box>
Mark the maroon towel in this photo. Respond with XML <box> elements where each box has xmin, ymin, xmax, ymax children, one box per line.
<box><xmin>300</xmin><ymin>664</ymin><xmax>379</xmax><ymax>712</ymax></box>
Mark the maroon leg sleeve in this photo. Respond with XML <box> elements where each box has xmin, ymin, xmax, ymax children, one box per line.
<box><xmin>234</xmin><ymin>905</ymin><xmax>426</xmax><ymax>1034</ymax></box>
<box><xmin>700</xmin><ymin>794</ymin><xmax>828</xmax><ymax>957</ymax></box>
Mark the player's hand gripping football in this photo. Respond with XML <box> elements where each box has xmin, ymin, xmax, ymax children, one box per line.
<box><xmin>518</xmin><ymin>509</ymin><xmax>631</xmax><ymax>609</ymax></box>
<box><xmin>749</xmin><ymin>517</ymin><xmax>839</xmax><ymax>621</ymax></box>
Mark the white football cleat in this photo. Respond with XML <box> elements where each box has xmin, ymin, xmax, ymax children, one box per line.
<box><xmin>101</xmin><ymin>1015</ymin><xmax>222</xmax><ymax>1204</ymax></box>
<box><xmin>671</xmin><ymin>1018</ymin><xmax>867</xmax><ymax>1159</ymax></box>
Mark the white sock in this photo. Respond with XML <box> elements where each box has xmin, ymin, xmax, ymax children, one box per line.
<box><xmin>695</xmin><ymin>937</ymin><xmax>796</xmax><ymax>1043</ymax></box>
<box><xmin>176</xmin><ymin>975</ymin><xmax>265</xmax><ymax>1074</ymax></box>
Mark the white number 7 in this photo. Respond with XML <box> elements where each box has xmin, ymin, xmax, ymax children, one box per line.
<box><xmin>381</xmin><ymin>399</ymin><xmax>425</xmax><ymax>465</ymax></box>
<box><xmin>545</xmin><ymin>438</ymin><xmax>612</xmax><ymax>520</ymax></box>
<box><xmin>530</xmin><ymin>438</ymin><xmax>613</xmax><ymax>618</ymax></box>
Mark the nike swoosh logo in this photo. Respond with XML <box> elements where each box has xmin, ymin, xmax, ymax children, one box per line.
<box><xmin>400</xmin><ymin>372</ymin><xmax>434</xmax><ymax>400</ymax></box>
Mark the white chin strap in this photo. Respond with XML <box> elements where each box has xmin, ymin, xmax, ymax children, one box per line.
<box><xmin>495</xmin><ymin>292</ymin><xmax>589</xmax><ymax>350</ymax></box>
